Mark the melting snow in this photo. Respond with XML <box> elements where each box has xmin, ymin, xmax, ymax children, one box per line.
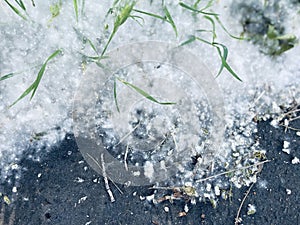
<box><xmin>0</xmin><ymin>0</ymin><xmax>299</xmax><ymax>202</ymax></box>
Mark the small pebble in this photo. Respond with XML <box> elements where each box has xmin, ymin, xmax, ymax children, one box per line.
<box><xmin>291</xmin><ymin>157</ymin><xmax>300</xmax><ymax>164</ymax></box>
<box><xmin>283</xmin><ymin>141</ymin><xmax>290</xmax><ymax>149</ymax></box>
<box><xmin>11</xmin><ymin>163</ymin><xmax>19</xmax><ymax>170</ymax></box>
<box><xmin>247</xmin><ymin>204</ymin><xmax>256</xmax><ymax>215</ymax></box>
<box><xmin>214</xmin><ymin>186</ymin><xmax>220</xmax><ymax>196</ymax></box>
<box><xmin>164</xmin><ymin>206</ymin><xmax>169</xmax><ymax>213</ymax></box>
<box><xmin>12</xmin><ymin>187</ymin><xmax>17</xmax><ymax>193</ymax></box>
<box><xmin>184</xmin><ymin>204</ymin><xmax>189</xmax><ymax>213</ymax></box>
<box><xmin>146</xmin><ymin>194</ymin><xmax>154</xmax><ymax>201</ymax></box>
<box><xmin>206</xmin><ymin>183</ymin><xmax>212</xmax><ymax>192</ymax></box>
<box><xmin>282</xmin><ymin>148</ymin><xmax>290</xmax><ymax>154</ymax></box>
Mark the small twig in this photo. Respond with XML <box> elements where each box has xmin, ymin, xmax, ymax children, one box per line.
<box><xmin>234</xmin><ymin>182</ymin><xmax>255</xmax><ymax>225</ymax></box>
<box><xmin>114</xmin><ymin>122</ymin><xmax>140</xmax><ymax>146</ymax></box>
<box><xmin>279</xmin><ymin>124</ymin><xmax>300</xmax><ymax>132</ymax></box>
<box><xmin>124</xmin><ymin>144</ymin><xmax>129</xmax><ymax>171</ymax></box>
<box><xmin>253</xmin><ymin>90</ymin><xmax>265</xmax><ymax>105</ymax></box>
<box><xmin>101</xmin><ymin>153</ymin><xmax>115</xmax><ymax>203</ymax></box>
<box><xmin>149</xmin><ymin>186</ymin><xmax>175</xmax><ymax>190</ymax></box>
<box><xmin>289</xmin><ymin>115</ymin><xmax>300</xmax><ymax>122</ymax></box>
<box><xmin>282</xmin><ymin>108</ymin><xmax>300</xmax><ymax>117</ymax></box>
<box><xmin>86</xmin><ymin>153</ymin><xmax>123</xmax><ymax>194</ymax></box>
<box><xmin>171</xmin><ymin>131</ymin><xmax>178</xmax><ymax>151</ymax></box>
<box><xmin>195</xmin><ymin>160</ymin><xmax>270</xmax><ymax>183</ymax></box>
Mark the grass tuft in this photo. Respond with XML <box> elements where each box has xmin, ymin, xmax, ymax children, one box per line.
<box><xmin>48</xmin><ymin>0</ymin><xmax>62</xmax><ymax>23</ymax></box>
<box><xmin>180</xmin><ymin>36</ymin><xmax>242</xmax><ymax>81</ymax></box>
<box><xmin>101</xmin><ymin>1</ymin><xmax>136</xmax><ymax>57</ymax></box>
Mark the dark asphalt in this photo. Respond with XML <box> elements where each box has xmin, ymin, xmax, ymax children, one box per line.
<box><xmin>0</xmin><ymin>116</ymin><xmax>299</xmax><ymax>225</ymax></box>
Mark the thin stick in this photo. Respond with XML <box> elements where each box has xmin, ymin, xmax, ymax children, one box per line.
<box><xmin>171</xmin><ymin>131</ymin><xmax>178</xmax><ymax>151</ymax></box>
<box><xmin>282</xmin><ymin>108</ymin><xmax>300</xmax><ymax>117</ymax></box>
<box><xmin>149</xmin><ymin>160</ymin><xmax>270</xmax><ymax>191</ymax></box>
<box><xmin>86</xmin><ymin>153</ymin><xmax>123</xmax><ymax>194</ymax></box>
<box><xmin>289</xmin><ymin>115</ymin><xmax>300</xmax><ymax>122</ymax></box>
<box><xmin>195</xmin><ymin>160</ymin><xmax>270</xmax><ymax>183</ymax></box>
<box><xmin>149</xmin><ymin>186</ymin><xmax>175</xmax><ymax>190</ymax></box>
<box><xmin>101</xmin><ymin>153</ymin><xmax>115</xmax><ymax>203</ymax></box>
<box><xmin>234</xmin><ymin>182</ymin><xmax>255</xmax><ymax>225</ymax></box>
<box><xmin>124</xmin><ymin>144</ymin><xmax>129</xmax><ymax>171</ymax></box>
<box><xmin>115</xmin><ymin>122</ymin><xmax>140</xmax><ymax>146</ymax></box>
<box><xmin>253</xmin><ymin>90</ymin><xmax>265</xmax><ymax>105</ymax></box>
<box><xmin>279</xmin><ymin>125</ymin><xmax>300</xmax><ymax>132</ymax></box>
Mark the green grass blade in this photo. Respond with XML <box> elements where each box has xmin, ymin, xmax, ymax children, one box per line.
<box><xmin>73</xmin><ymin>0</ymin><xmax>78</xmax><ymax>22</ymax></box>
<box><xmin>0</xmin><ymin>65</ymin><xmax>41</xmax><ymax>81</ymax></box>
<box><xmin>163</xmin><ymin>6</ymin><xmax>178</xmax><ymax>37</ymax></box>
<box><xmin>113</xmin><ymin>78</ymin><xmax>120</xmax><ymax>112</ymax></box>
<box><xmin>134</xmin><ymin>7</ymin><xmax>177</xmax><ymax>37</ymax></box>
<box><xmin>73</xmin><ymin>28</ymin><xmax>99</xmax><ymax>55</ymax></box>
<box><xmin>193</xmin><ymin>0</ymin><xmax>202</xmax><ymax>8</ymax></box>
<box><xmin>133</xmin><ymin>9</ymin><xmax>166</xmax><ymax>21</ymax></box>
<box><xmin>117</xmin><ymin>78</ymin><xmax>176</xmax><ymax>105</ymax></box>
<box><xmin>0</xmin><ymin>73</ymin><xmax>14</xmax><ymax>81</ymax></box>
<box><xmin>14</xmin><ymin>0</ymin><xmax>26</xmax><ymax>11</ymax></box>
<box><xmin>200</xmin><ymin>0</ymin><xmax>214</xmax><ymax>11</ymax></box>
<box><xmin>215</xmin><ymin>46</ymin><xmax>226</xmax><ymax>77</ymax></box>
<box><xmin>180</xmin><ymin>35</ymin><xmax>196</xmax><ymax>46</ymax></box>
<box><xmin>30</xmin><ymin>64</ymin><xmax>47</xmax><ymax>99</ymax></box>
<box><xmin>179</xmin><ymin>2</ymin><xmax>200</xmax><ymax>12</ymax></box>
<box><xmin>115</xmin><ymin>1</ymin><xmax>136</xmax><ymax>27</ymax></box>
<box><xmin>213</xmin><ymin>43</ymin><xmax>242</xmax><ymax>81</ymax></box>
<box><xmin>130</xmin><ymin>15</ymin><xmax>145</xmax><ymax>27</ymax></box>
<box><xmin>10</xmin><ymin>83</ymin><xmax>36</xmax><ymax>107</ymax></box>
<box><xmin>81</xmin><ymin>0</ymin><xmax>85</xmax><ymax>16</ymax></box>
<box><xmin>195</xmin><ymin>36</ymin><xmax>212</xmax><ymax>45</ymax></box>
<box><xmin>73</xmin><ymin>27</ymin><xmax>87</xmax><ymax>44</ymax></box>
<box><xmin>79</xmin><ymin>52</ymin><xmax>108</xmax><ymax>62</ymax></box>
<box><xmin>223</xmin><ymin>60</ymin><xmax>242</xmax><ymax>81</ymax></box>
<box><xmin>10</xmin><ymin>49</ymin><xmax>62</xmax><ymax>107</ymax></box>
<box><xmin>212</xmin><ymin>42</ymin><xmax>228</xmax><ymax>75</ymax></box>
<box><xmin>276</xmin><ymin>34</ymin><xmax>297</xmax><ymax>41</ymax></box>
<box><xmin>101</xmin><ymin>31</ymin><xmax>115</xmax><ymax>57</ymax></box>
<box><xmin>214</xmin><ymin>15</ymin><xmax>244</xmax><ymax>40</ymax></box>
<box><xmin>31</xmin><ymin>49</ymin><xmax>62</xmax><ymax>99</ymax></box>
<box><xmin>179</xmin><ymin>2</ymin><xmax>218</xmax><ymax>16</ymax></box>
<box><xmin>87</xmin><ymin>39</ymin><xmax>98</xmax><ymax>55</ymax></box>
<box><xmin>4</xmin><ymin>0</ymin><xmax>27</xmax><ymax>20</ymax></box>
<box><xmin>204</xmin><ymin>15</ymin><xmax>216</xmax><ymax>41</ymax></box>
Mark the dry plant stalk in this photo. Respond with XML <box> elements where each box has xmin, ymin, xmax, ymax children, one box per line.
<box><xmin>101</xmin><ymin>153</ymin><xmax>115</xmax><ymax>203</ymax></box>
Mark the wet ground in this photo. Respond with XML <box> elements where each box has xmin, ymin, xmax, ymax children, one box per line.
<box><xmin>0</xmin><ymin>117</ymin><xmax>299</xmax><ymax>225</ymax></box>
